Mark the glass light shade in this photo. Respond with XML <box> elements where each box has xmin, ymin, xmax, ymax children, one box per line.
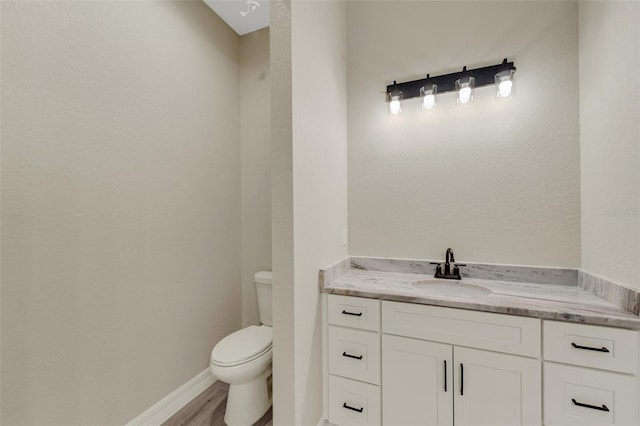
<box><xmin>455</xmin><ymin>77</ymin><xmax>474</xmax><ymax>105</ymax></box>
<box><xmin>389</xmin><ymin>95</ymin><xmax>402</xmax><ymax>115</ymax></box>
<box><xmin>459</xmin><ymin>86</ymin><xmax>472</xmax><ymax>103</ymax></box>
<box><xmin>420</xmin><ymin>85</ymin><xmax>437</xmax><ymax>111</ymax></box>
<box><xmin>495</xmin><ymin>70</ymin><xmax>515</xmax><ymax>99</ymax></box>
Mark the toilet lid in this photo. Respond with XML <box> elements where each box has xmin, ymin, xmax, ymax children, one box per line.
<box><xmin>211</xmin><ymin>325</ymin><xmax>272</xmax><ymax>366</ymax></box>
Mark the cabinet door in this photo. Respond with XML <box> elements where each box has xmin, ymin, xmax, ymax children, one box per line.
<box><xmin>382</xmin><ymin>335</ymin><xmax>453</xmax><ymax>426</ymax></box>
<box><xmin>454</xmin><ymin>347</ymin><xmax>541</xmax><ymax>426</ymax></box>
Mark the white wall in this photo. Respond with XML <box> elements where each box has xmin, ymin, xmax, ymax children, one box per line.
<box><xmin>347</xmin><ymin>1</ymin><xmax>580</xmax><ymax>267</ymax></box>
<box><xmin>240</xmin><ymin>28</ymin><xmax>272</xmax><ymax>326</ymax></box>
<box><xmin>579</xmin><ymin>1</ymin><xmax>640</xmax><ymax>289</ymax></box>
<box><xmin>1</xmin><ymin>2</ymin><xmax>241</xmax><ymax>424</ymax></box>
<box><xmin>271</xmin><ymin>0</ymin><xmax>349</xmax><ymax>424</ymax></box>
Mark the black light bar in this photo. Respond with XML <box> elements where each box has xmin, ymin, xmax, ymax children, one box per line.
<box><xmin>386</xmin><ymin>58</ymin><xmax>516</xmax><ymax>101</ymax></box>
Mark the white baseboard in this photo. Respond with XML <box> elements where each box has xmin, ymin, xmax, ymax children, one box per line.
<box><xmin>126</xmin><ymin>368</ymin><xmax>217</xmax><ymax>426</ymax></box>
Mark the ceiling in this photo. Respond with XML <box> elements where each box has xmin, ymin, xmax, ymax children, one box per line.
<box><xmin>203</xmin><ymin>0</ymin><xmax>270</xmax><ymax>36</ymax></box>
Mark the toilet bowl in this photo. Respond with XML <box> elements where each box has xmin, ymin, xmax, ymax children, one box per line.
<box><xmin>210</xmin><ymin>272</ymin><xmax>272</xmax><ymax>426</ymax></box>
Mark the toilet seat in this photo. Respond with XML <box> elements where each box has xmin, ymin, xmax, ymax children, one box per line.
<box><xmin>211</xmin><ymin>325</ymin><xmax>272</xmax><ymax>367</ymax></box>
<box><xmin>212</xmin><ymin>343</ymin><xmax>272</xmax><ymax>368</ymax></box>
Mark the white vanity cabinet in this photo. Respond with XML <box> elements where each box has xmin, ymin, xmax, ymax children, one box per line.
<box><xmin>323</xmin><ymin>294</ymin><xmax>640</xmax><ymax>426</ymax></box>
<box><xmin>381</xmin><ymin>301</ymin><xmax>541</xmax><ymax>426</ymax></box>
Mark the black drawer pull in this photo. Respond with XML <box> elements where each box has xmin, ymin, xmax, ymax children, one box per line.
<box><xmin>342</xmin><ymin>351</ymin><xmax>363</xmax><ymax>360</ymax></box>
<box><xmin>460</xmin><ymin>363</ymin><xmax>464</xmax><ymax>396</ymax></box>
<box><xmin>341</xmin><ymin>310</ymin><xmax>362</xmax><ymax>317</ymax></box>
<box><xmin>572</xmin><ymin>343</ymin><xmax>610</xmax><ymax>353</ymax></box>
<box><xmin>343</xmin><ymin>402</ymin><xmax>364</xmax><ymax>413</ymax></box>
<box><xmin>572</xmin><ymin>398</ymin><xmax>610</xmax><ymax>412</ymax></box>
<box><xmin>443</xmin><ymin>360</ymin><xmax>447</xmax><ymax>392</ymax></box>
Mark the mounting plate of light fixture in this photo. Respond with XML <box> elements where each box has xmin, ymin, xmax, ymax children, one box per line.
<box><xmin>386</xmin><ymin>58</ymin><xmax>516</xmax><ymax>113</ymax></box>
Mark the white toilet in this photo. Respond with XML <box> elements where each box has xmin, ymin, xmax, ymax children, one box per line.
<box><xmin>210</xmin><ymin>271</ymin><xmax>273</xmax><ymax>426</ymax></box>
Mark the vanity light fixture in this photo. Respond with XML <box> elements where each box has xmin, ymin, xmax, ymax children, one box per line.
<box><xmin>385</xmin><ymin>58</ymin><xmax>516</xmax><ymax>110</ymax></box>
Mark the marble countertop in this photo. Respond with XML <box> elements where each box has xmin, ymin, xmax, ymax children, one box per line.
<box><xmin>321</xmin><ymin>269</ymin><xmax>640</xmax><ymax>330</ymax></box>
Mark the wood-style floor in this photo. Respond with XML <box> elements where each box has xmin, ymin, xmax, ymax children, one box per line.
<box><xmin>162</xmin><ymin>381</ymin><xmax>273</xmax><ymax>426</ymax></box>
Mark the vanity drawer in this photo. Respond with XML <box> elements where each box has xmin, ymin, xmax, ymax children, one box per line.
<box><xmin>328</xmin><ymin>375</ymin><xmax>380</xmax><ymax>426</ymax></box>
<box><xmin>543</xmin><ymin>321</ymin><xmax>638</xmax><ymax>374</ymax></box>
<box><xmin>329</xmin><ymin>295</ymin><xmax>380</xmax><ymax>332</ymax></box>
<box><xmin>544</xmin><ymin>363</ymin><xmax>638</xmax><ymax>426</ymax></box>
<box><xmin>329</xmin><ymin>326</ymin><xmax>380</xmax><ymax>385</ymax></box>
<box><xmin>382</xmin><ymin>301</ymin><xmax>541</xmax><ymax>357</ymax></box>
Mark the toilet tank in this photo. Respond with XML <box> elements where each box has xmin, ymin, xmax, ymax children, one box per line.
<box><xmin>254</xmin><ymin>271</ymin><xmax>272</xmax><ymax>326</ymax></box>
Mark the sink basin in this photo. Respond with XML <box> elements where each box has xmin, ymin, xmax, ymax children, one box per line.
<box><xmin>411</xmin><ymin>280</ymin><xmax>492</xmax><ymax>297</ymax></box>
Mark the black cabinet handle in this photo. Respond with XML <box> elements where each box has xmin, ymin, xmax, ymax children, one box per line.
<box><xmin>572</xmin><ymin>398</ymin><xmax>610</xmax><ymax>412</ymax></box>
<box><xmin>343</xmin><ymin>403</ymin><xmax>364</xmax><ymax>413</ymax></box>
<box><xmin>342</xmin><ymin>351</ymin><xmax>363</xmax><ymax>360</ymax></box>
<box><xmin>341</xmin><ymin>310</ymin><xmax>363</xmax><ymax>317</ymax></box>
<box><xmin>443</xmin><ymin>360</ymin><xmax>447</xmax><ymax>392</ymax></box>
<box><xmin>460</xmin><ymin>363</ymin><xmax>464</xmax><ymax>396</ymax></box>
<box><xmin>571</xmin><ymin>343</ymin><xmax>610</xmax><ymax>353</ymax></box>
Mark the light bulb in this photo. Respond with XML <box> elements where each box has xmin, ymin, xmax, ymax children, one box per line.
<box><xmin>420</xmin><ymin>85</ymin><xmax>437</xmax><ymax>111</ymax></box>
<box><xmin>498</xmin><ymin>80</ymin><xmax>513</xmax><ymax>98</ymax></box>
<box><xmin>422</xmin><ymin>94</ymin><xmax>436</xmax><ymax>110</ymax></box>
<box><xmin>455</xmin><ymin>77</ymin><xmax>474</xmax><ymax>105</ymax></box>
<box><xmin>495</xmin><ymin>69</ymin><xmax>515</xmax><ymax>100</ymax></box>
<box><xmin>458</xmin><ymin>86</ymin><xmax>472</xmax><ymax>104</ymax></box>
<box><xmin>389</xmin><ymin>96</ymin><xmax>402</xmax><ymax>115</ymax></box>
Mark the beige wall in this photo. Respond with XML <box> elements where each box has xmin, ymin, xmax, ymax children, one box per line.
<box><xmin>1</xmin><ymin>2</ymin><xmax>242</xmax><ymax>424</ymax></box>
<box><xmin>291</xmin><ymin>1</ymin><xmax>348</xmax><ymax>423</ymax></box>
<box><xmin>271</xmin><ymin>0</ymin><xmax>349</xmax><ymax>424</ymax></box>
<box><xmin>240</xmin><ymin>28</ymin><xmax>272</xmax><ymax>327</ymax></box>
<box><xmin>270</xmin><ymin>1</ymin><xmax>296</xmax><ymax>424</ymax></box>
<box><xmin>579</xmin><ymin>1</ymin><xmax>640</xmax><ymax>289</ymax></box>
<box><xmin>347</xmin><ymin>1</ymin><xmax>580</xmax><ymax>267</ymax></box>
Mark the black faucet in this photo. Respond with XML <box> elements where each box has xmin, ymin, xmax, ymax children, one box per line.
<box><xmin>444</xmin><ymin>248</ymin><xmax>455</xmax><ymax>275</ymax></box>
<box><xmin>431</xmin><ymin>248</ymin><xmax>465</xmax><ymax>280</ymax></box>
